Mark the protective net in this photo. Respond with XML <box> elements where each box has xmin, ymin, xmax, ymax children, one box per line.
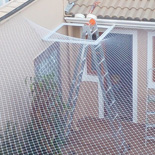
<box><xmin>0</xmin><ymin>16</ymin><xmax>155</xmax><ymax>155</ymax></box>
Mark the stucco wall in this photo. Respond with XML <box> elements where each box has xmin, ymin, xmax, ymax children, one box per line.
<box><xmin>22</xmin><ymin>0</ymin><xmax>64</xmax><ymax>29</ymax></box>
<box><xmin>0</xmin><ymin>0</ymin><xmax>67</xmax><ymax>128</ymax></box>
<box><xmin>1</xmin><ymin>0</ymin><xmax>65</xmax><ymax>29</ymax></box>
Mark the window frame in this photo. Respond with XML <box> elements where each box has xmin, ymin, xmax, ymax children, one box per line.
<box><xmin>147</xmin><ymin>32</ymin><xmax>155</xmax><ymax>89</ymax></box>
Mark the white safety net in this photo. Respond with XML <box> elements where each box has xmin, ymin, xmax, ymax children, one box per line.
<box><xmin>0</xmin><ymin>16</ymin><xmax>155</xmax><ymax>155</ymax></box>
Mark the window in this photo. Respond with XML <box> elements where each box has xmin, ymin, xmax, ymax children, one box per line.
<box><xmin>147</xmin><ymin>32</ymin><xmax>155</xmax><ymax>88</ymax></box>
<box><xmin>34</xmin><ymin>43</ymin><xmax>60</xmax><ymax>81</ymax></box>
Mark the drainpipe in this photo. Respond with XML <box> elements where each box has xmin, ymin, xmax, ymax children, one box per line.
<box><xmin>64</xmin><ymin>0</ymin><xmax>75</xmax><ymax>16</ymax></box>
<box><xmin>64</xmin><ymin>0</ymin><xmax>74</xmax><ymax>86</ymax></box>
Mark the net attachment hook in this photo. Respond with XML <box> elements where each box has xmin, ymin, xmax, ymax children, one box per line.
<box><xmin>65</xmin><ymin>0</ymin><xmax>78</xmax><ymax>14</ymax></box>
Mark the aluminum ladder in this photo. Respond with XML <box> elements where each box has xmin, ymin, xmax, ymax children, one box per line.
<box><xmin>145</xmin><ymin>69</ymin><xmax>155</xmax><ymax>146</ymax></box>
<box><xmin>64</xmin><ymin>19</ymin><xmax>98</xmax><ymax>137</ymax></box>
<box><xmin>64</xmin><ymin>19</ymin><xmax>128</xmax><ymax>154</ymax></box>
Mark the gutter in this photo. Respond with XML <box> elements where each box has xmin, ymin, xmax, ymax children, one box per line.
<box><xmin>65</xmin><ymin>17</ymin><xmax>155</xmax><ymax>30</ymax></box>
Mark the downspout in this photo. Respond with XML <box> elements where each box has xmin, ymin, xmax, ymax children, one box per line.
<box><xmin>64</xmin><ymin>0</ymin><xmax>75</xmax><ymax>17</ymax></box>
<box><xmin>67</xmin><ymin>26</ymin><xmax>71</xmax><ymax>86</ymax></box>
<box><xmin>64</xmin><ymin>0</ymin><xmax>75</xmax><ymax>86</ymax></box>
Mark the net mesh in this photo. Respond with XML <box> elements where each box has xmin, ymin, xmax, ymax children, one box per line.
<box><xmin>0</xmin><ymin>16</ymin><xmax>155</xmax><ymax>155</ymax></box>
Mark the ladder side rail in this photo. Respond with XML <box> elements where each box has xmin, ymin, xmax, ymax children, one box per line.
<box><xmin>92</xmin><ymin>44</ymin><xmax>119</xmax><ymax>128</ymax></box>
<box><xmin>82</xmin><ymin>25</ymin><xmax>92</xmax><ymax>40</ymax></box>
<box><xmin>97</xmin><ymin>45</ymin><xmax>124</xmax><ymax>134</ymax></box>
<box><xmin>64</xmin><ymin>21</ymin><xmax>97</xmax><ymax>127</ymax></box>
<box><xmin>65</xmin><ymin>48</ymin><xmax>88</xmax><ymax>136</ymax></box>
<box><xmin>64</xmin><ymin>21</ymin><xmax>99</xmax><ymax>138</ymax></box>
<box><xmin>94</xmin><ymin>24</ymin><xmax>99</xmax><ymax>39</ymax></box>
<box><xmin>67</xmin><ymin>45</ymin><xmax>86</xmax><ymax>105</ymax></box>
<box><xmin>63</xmin><ymin>21</ymin><xmax>95</xmax><ymax>138</ymax></box>
<box><xmin>97</xmin><ymin>45</ymin><xmax>118</xmax><ymax>116</ymax></box>
<box><xmin>95</xmin><ymin>45</ymin><xmax>116</xmax><ymax>105</ymax></box>
<box><xmin>91</xmin><ymin>45</ymin><xmax>121</xmax><ymax>151</ymax></box>
<box><xmin>98</xmin><ymin>45</ymin><xmax>128</xmax><ymax>154</ymax></box>
<box><xmin>63</xmin><ymin>45</ymin><xmax>89</xmax><ymax>134</ymax></box>
<box><xmin>64</xmin><ymin>44</ymin><xmax>88</xmax><ymax>123</ymax></box>
<box><xmin>91</xmin><ymin>44</ymin><xmax>127</xmax><ymax>154</ymax></box>
<box><xmin>99</xmin><ymin>46</ymin><xmax>116</xmax><ymax>102</ymax></box>
<box><xmin>100</xmin><ymin>51</ymin><xmax>128</xmax><ymax>153</ymax></box>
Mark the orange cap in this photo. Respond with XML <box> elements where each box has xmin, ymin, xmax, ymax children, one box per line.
<box><xmin>89</xmin><ymin>18</ymin><xmax>96</xmax><ymax>26</ymax></box>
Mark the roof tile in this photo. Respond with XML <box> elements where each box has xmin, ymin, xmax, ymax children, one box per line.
<box><xmin>69</xmin><ymin>0</ymin><xmax>155</xmax><ymax>22</ymax></box>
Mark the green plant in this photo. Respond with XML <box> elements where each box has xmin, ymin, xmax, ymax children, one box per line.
<box><xmin>0</xmin><ymin>74</ymin><xmax>66</xmax><ymax>155</ymax></box>
<box><xmin>25</xmin><ymin>73</ymin><xmax>66</xmax><ymax>154</ymax></box>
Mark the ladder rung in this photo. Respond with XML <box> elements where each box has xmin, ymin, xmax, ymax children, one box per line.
<box><xmin>78</xmin><ymin>70</ymin><xmax>83</xmax><ymax>77</ymax></box>
<box><xmin>91</xmin><ymin>29</ymin><xmax>98</xmax><ymax>35</ymax></box>
<box><xmin>116</xmin><ymin>126</ymin><xmax>122</xmax><ymax>136</ymax></box>
<box><xmin>84</xmin><ymin>32</ymin><xmax>89</xmax><ymax>36</ymax></box>
<box><xmin>67</xmin><ymin>121</ymin><xmax>72</xmax><ymax>131</ymax></box>
<box><xmin>146</xmin><ymin>124</ymin><xmax>155</xmax><ymax>128</ymax></box>
<box><xmin>123</xmin><ymin>146</ymin><xmax>128</xmax><ymax>154</ymax></box>
<box><xmin>95</xmin><ymin>44</ymin><xmax>102</xmax><ymax>50</ymax></box>
<box><xmin>120</xmin><ymin>140</ymin><xmax>125</xmax><ymax>148</ymax></box>
<box><xmin>110</xmin><ymin>100</ymin><xmax>116</xmax><ymax>107</ymax></box>
<box><xmin>147</xmin><ymin>112</ymin><xmax>155</xmax><ymax>115</ymax></box>
<box><xmin>145</xmin><ymin>136</ymin><xmax>155</xmax><ymax>140</ymax></box>
<box><xmin>81</xmin><ymin>57</ymin><xmax>86</xmax><ymax>63</ymax></box>
<box><xmin>148</xmin><ymin>95</ymin><xmax>155</xmax><ymax>102</ymax></box>
<box><xmin>72</xmin><ymin>79</ymin><xmax>76</xmax><ymax>85</ymax></box>
<box><xmin>106</xmin><ymin>87</ymin><xmax>111</xmax><ymax>94</ymax></box>
<box><xmin>76</xmin><ymin>83</ymin><xmax>80</xmax><ymax>89</ymax></box>
<box><xmin>73</xmin><ymin>96</ymin><xmax>78</xmax><ymax>102</ymax></box>
<box><xmin>113</xmin><ymin>114</ymin><xmax>118</xmax><ymax>121</ymax></box>
<box><xmin>67</xmin><ymin>107</ymin><xmax>76</xmax><ymax>125</ymax></box>
<box><xmin>71</xmin><ymin>106</ymin><xmax>76</xmax><ymax>113</ymax></box>
<box><xmin>98</xmin><ymin>58</ymin><xmax>105</xmax><ymax>65</ymax></box>
<box><xmin>104</xmin><ymin>72</ymin><xmax>108</xmax><ymax>77</ymax></box>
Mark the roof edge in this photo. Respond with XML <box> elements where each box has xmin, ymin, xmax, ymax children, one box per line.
<box><xmin>0</xmin><ymin>0</ymin><xmax>35</xmax><ymax>22</ymax></box>
<box><xmin>65</xmin><ymin>17</ymin><xmax>155</xmax><ymax>30</ymax></box>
